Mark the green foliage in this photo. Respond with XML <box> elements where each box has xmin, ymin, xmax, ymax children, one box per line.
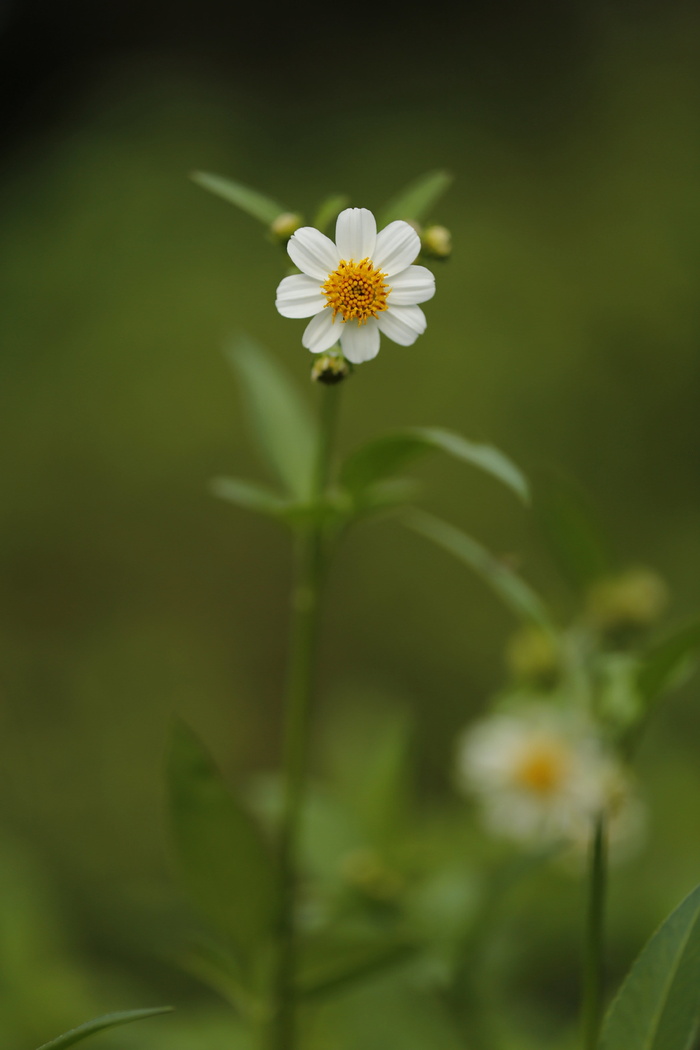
<box><xmin>298</xmin><ymin>936</ymin><xmax>416</xmax><ymax>1001</ymax></box>
<box><xmin>191</xmin><ymin>172</ymin><xmax>288</xmax><ymax>225</ymax></box>
<box><xmin>209</xmin><ymin>477</ymin><xmax>293</xmax><ymax>517</ymax></box>
<box><xmin>599</xmin><ymin>883</ymin><xmax>700</xmax><ymax>1050</ymax></box>
<box><xmin>226</xmin><ymin>335</ymin><xmax>318</xmax><ymax>500</ymax></box>
<box><xmin>379</xmin><ymin>170</ymin><xmax>453</xmax><ymax>226</ymax></box>
<box><xmin>340</xmin><ymin>426</ymin><xmax>529</xmax><ymax>504</ymax></box>
<box><xmin>406</xmin><ymin>509</ymin><xmax>554</xmax><ymax>631</ymax></box>
<box><xmin>637</xmin><ymin>620</ymin><xmax>700</xmax><ymax>707</ymax></box>
<box><xmin>534</xmin><ymin>474</ymin><xmax>611</xmax><ymax>592</ymax></box>
<box><xmin>35</xmin><ymin>1008</ymin><xmax>173</xmax><ymax>1050</ymax></box>
<box><xmin>166</xmin><ymin>722</ymin><xmax>278</xmax><ymax>974</ymax></box>
<box><xmin>313</xmin><ymin>195</ymin><xmax>350</xmax><ymax>234</ymax></box>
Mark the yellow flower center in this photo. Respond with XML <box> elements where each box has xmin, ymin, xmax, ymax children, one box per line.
<box><xmin>322</xmin><ymin>258</ymin><xmax>390</xmax><ymax>325</ymax></box>
<box><xmin>512</xmin><ymin>738</ymin><xmax>572</xmax><ymax>796</ymax></box>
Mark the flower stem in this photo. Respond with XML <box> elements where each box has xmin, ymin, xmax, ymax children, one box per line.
<box><xmin>267</xmin><ymin>382</ymin><xmax>340</xmax><ymax>1050</ymax></box>
<box><xmin>582</xmin><ymin>812</ymin><xmax>608</xmax><ymax>1050</ymax></box>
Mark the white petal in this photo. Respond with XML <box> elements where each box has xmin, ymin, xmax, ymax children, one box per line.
<box><xmin>340</xmin><ymin>319</ymin><xmax>381</xmax><ymax>363</ymax></box>
<box><xmin>287</xmin><ymin>227</ymin><xmax>340</xmax><ymax>280</ymax></box>
<box><xmin>335</xmin><ymin>208</ymin><xmax>377</xmax><ymax>261</ymax></box>
<box><xmin>373</xmin><ymin>220</ymin><xmax>421</xmax><ymax>275</ymax></box>
<box><xmin>275</xmin><ymin>274</ymin><xmax>325</xmax><ymax>318</ymax></box>
<box><xmin>377</xmin><ymin>304</ymin><xmax>427</xmax><ymax>346</ymax></box>
<box><xmin>302</xmin><ymin>309</ymin><xmax>340</xmax><ymax>354</ymax></box>
<box><xmin>387</xmin><ymin>264</ymin><xmax>435</xmax><ymax>305</ymax></box>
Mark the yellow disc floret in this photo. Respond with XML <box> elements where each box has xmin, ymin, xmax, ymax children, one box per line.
<box><xmin>511</xmin><ymin>737</ymin><xmax>572</xmax><ymax>796</ymax></box>
<box><xmin>322</xmin><ymin>258</ymin><xmax>390</xmax><ymax>325</ymax></box>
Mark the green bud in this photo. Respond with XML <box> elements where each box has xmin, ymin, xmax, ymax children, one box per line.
<box><xmin>586</xmin><ymin>568</ymin><xmax>668</xmax><ymax>645</ymax></box>
<box><xmin>421</xmin><ymin>224</ymin><xmax>452</xmax><ymax>260</ymax></box>
<box><xmin>269</xmin><ymin>211</ymin><xmax>302</xmax><ymax>244</ymax></box>
<box><xmin>340</xmin><ymin>848</ymin><xmax>404</xmax><ymax>901</ymax></box>
<box><xmin>310</xmin><ymin>350</ymin><xmax>352</xmax><ymax>385</ymax></box>
<box><xmin>506</xmin><ymin>625</ymin><xmax>561</xmax><ymax>688</ymax></box>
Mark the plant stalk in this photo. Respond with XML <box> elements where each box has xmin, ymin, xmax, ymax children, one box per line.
<box><xmin>582</xmin><ymin>811</ymin><xmax>608</xmax><ymax>1050</ymax></box>
<box><xmin>266</xmin><ymin>382</ymin><xmax>340</xmax><ymax>1050</ymax></box>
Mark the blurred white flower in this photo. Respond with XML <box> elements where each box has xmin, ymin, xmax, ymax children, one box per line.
<box><xmin>455</xmin><ymin>706</ymin><xmax>642</xmax><ymax>852</ymax></box>
<box><xmin>275</xmin><ymin>207</ymin><xmax>435</xmax><ymax>364</ymax></box>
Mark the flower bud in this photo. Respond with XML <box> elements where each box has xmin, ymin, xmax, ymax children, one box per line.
<box><xmin>340</xmin><ymin>848</ymin><xmax>404</xmax><ymax>901</ymax></box>
<box><xmin>421</xmin><ymin>224</ymin><xmax>452</xmax><ymax>260</ymax></box>
<box><xmin>585</xmin><ymin>568</ymin><xmax>668</xmax><ymax>644</ymax></box>
<box><xmin>506</xmin><ymin>625</ymin><xmax>561</xmax><ymax>688</ymax></box>
<box><xmin>310</xmin><ymin>350</ymin><xmax>352</xmax><ymax>384</ymax></box>
<box><xmin>269</xmin><ymin>211</ymin><xmax>302</xmax><ymax>244</ymax></box>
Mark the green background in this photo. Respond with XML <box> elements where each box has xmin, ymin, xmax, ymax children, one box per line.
<box><xmin>1</xmin><ymin>2</ymin><xmax>700</xmax><ymax>1045</ymax></box>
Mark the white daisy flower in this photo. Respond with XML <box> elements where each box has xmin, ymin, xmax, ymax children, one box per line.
<box><xmin>275</xmin><ymin>207</ymin><xmax>436</xmax><ymax>364</ymax></box>
<box><xmin>455</xmin><ymin>706</ymin><xmax>641</xmax><ymax>851</ymax></box>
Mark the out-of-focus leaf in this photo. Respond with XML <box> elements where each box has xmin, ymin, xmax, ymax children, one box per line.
<box><xmin>340</xmin><ymin>427</ymin><xmax>528</xmax><ymax>503</ymax></box>
<box><xmin>637</xmin><ymin>620</ymin><xmax>700</xmax><ymax>705</ymax></box>
<box><xmin>180</xmin><ymin>940</ymin><xmax>251</xmax><ymax>1013</ymax></box>
<box><xmin>406</xmin><ymin>510</ymin><xmax>553</xmax><ymax>631</ymax></box>
<box><xmin>210</xmin><ymin>477</ymin><xmax>291</xmax><ymax>517</ymax></box>
<box><xmin>534</xmin><ymin>472</ymin><xmax>610</xmax><ymax>591</ymax></box>
<box><xmin>166</xmin><ymin>722</ymin><xmax>277</xmax><ymax>967</ymax></box>
<box><xmin>350</xmin><ymin>478</ymin><xmax>422</xmax><ymax>519</ymax></box>
<box><xmin>191</xmin><ymin>171</ymin><xmax>287</xmax><ymax>224</ymax></box>
<box><xmin>313</xmin><ymin>194</ymin><xmax>350</xmax><ymax>234</ymax></box>
<box><xmin>226</xmin><ymin>335</ymin><xmax>317</xmax><ymax>500</ymax></box>
<box><xmin>35</xmin><ymin>1008</ymin><xmax>173</xmax><ymax>1050</ymax></box>
<box><xmin>326</xmin><ymin>705</ymin><xmax>412</xmax><ymax>843</ymax></box>
<box><xmin>599</xmin><ymin>883</ymin><xmax>700</xmax><ymax>1050</ymax></box>
<box><xmin>379</xmin><ymin>171</ymin><xmax>453</xmax><ymax>225</ymax></box>
<box><xmin>298</xmin><ymin>937</ymin><xmax>416</xmax><ymax>1001</ymax></box>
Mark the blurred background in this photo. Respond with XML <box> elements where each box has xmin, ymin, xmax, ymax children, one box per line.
<box><xmin>1</xmin><ymin>0</ymin><xmax>700</xmax><ymax>1045</ymax></box>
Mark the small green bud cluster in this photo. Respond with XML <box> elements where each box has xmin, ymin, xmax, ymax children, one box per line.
<box><xmin>310</xmin><ymin>350</ymin><xmax>353</xmax><ymax>385</ymax></box>
<box><xmin>506</xmin><ymin>625</ymin><xmax>561</xmax><ymax>689</ymax></box>
<box><xmin>585</xmin><ymin>568</ymin><xmax>668</xmax><ymax>645</ymax></box>
<box><xmin>269</xmin><ymin>211</ymin><xmax>303</xmax><ymax>244</ymax></box>
<box><xmin>421</xmin><ymin>224</ymin><xmax>452</xmax><ymax>260</ymax></box>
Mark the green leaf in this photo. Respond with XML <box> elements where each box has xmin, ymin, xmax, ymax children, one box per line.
<box><xmin>325</xmin><ymin>705</ymin><xmax>412</xmax><ymax>843</ymax></box>
<box><xmin>313</xmin><ymin>194</ymin><xmax>350</xmax><ymax>234</ymax></box>
<box><xmin>599</xmin><ymin>883</ymin><xmax>700</xmax><ymax>1050</ymax></box>
<box><xmin>226</xmin><ymin>335</ymin><xmax>317</xmax><ymax>500</ymax></box>
<box><xmin>167</xmin><ymin>722</ymin><xmax>277</xmax><ymax>966</ymax></box>
<box><xmin>35</xmin><ymin>1008</ymin><xmax>173</xmax><ymax>1050</ymax></box>
<box><xmin>534</xmin><ymin>472</ymin><xmax>611</xmax><ymax>591</ymax></box>
<box><xmin>191</xmin><ymin>171</ymin><xmax>288</xmax><ymax>224</ymax></box>
<box><xmin>379</xmin><ymin>170</ymin><xmax>453</xmax><ymax>225</ymax></box>
<box><xmin>298</xmin><ymin>937</ymin><xmax>416</xmax><ymax>1001</ymax></box>
<box><xmin>340</xmin><ymin>427</ymin><xmax>529</xmax><ymax>503</ymax></box>
<box><xmin>406</xmin><ymin>510</ymin><xmax>553</xmax><ymax>631</ymax></box>
<box><xmin>210</xmin><ymin>477</ymin><xmax>292</xmax><ymax>518</ymax></box>
<box><xmin>637</xmin><ymin>620</ymin><xmax>700</xmax><ymax>705</ymax></box>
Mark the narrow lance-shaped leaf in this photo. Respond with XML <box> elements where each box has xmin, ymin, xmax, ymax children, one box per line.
<box><xmin>380</xmin><ymin>170</ymin><xmax>453</xmax><ymax>225</ymax></box>
<box><xmin>599</xmin><ymin>882</ymin><xmax>700</xmax><ymax>1050</ymax></box>
<box><xmin>210</xmin><ymin>476</ymin><xmax>292</xmax><ymax>518</ymax></box>
<box><xmin>167</xmin><ymin>722</ymin><xmax>277</xmax><ymax>966</ymax></box>
<box><xmin>406</xmin><ymin>509</ymin><xmax>554</xmax><ymax>632</ymax></box>
<box><xmin>298</xmin><ymin>937</ymin><xmax>417</xmax><ymax>1001</ymax></box>
<box><xmin>191</xmin><ymin>171</ymin><xmax>289</xmax><ymax>224</ymax></box>
<box><xmin>534</xmin><ymin>472</ymin><xmax>610</xmax><ymax>591</ymax></box>
<box><xmin>226</xmin><ymin>334</ymin><xmax>317</xmax><ymax>500</ymax></box>
<box><xmin>35</xmin><ymin>1007</ymin><xmax>173</xmax><ymax>1050</ymax></box>
<box><xmin>637</xmin><ymin>620</ymin><xmax>700</xmax><ymax>706</ymax></box>
<box><xmin>313</xmin><ymin>194</ymin><xmax>350</xmax><ymax>234</ymax></box>
<box><xmin>340</xmin><ymin>427</ymin><xmax>529</xmax><ymax>504</ymax></box>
